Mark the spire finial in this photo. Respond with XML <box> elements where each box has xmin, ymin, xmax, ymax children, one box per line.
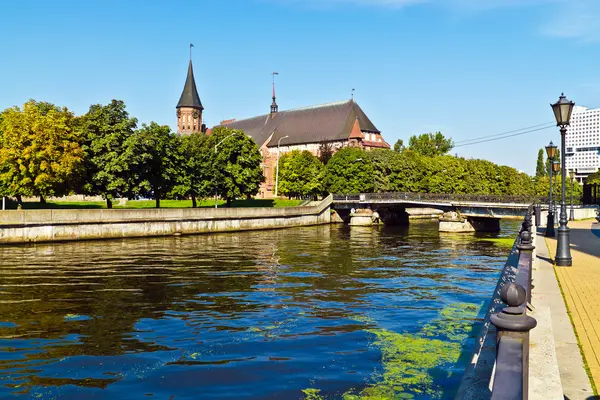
<box><xmin>271</xmin><ymin>72</ymin><xmax>279</xmax><ymax>114</ymax></box>
<box><xmin>190</xmin><ymin>43</ymin><xmax>194</xmax><ymax>61</ymax></box>
<box><xmin>351</xmin><ymin>88</ymin><xmax>355</xmax><ymax>101</ymax></box>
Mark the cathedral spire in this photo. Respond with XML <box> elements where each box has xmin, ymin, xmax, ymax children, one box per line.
<box><xmin>271</xmin><ymin>72</ymin><xmax>279</xmax><ymax>114</ymax></box>
<box><xmin>176</xmin><ymin>47</ymin><xmax>204</xmax><ymax>135</ymax></box>
<box><xmin>177</xmin><ymin>59</ymin><xmax>203</xmax><ymax>110</ymax></box>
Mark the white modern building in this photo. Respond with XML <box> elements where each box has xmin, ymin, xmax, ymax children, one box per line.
<box><xmin>565</xmin><ymin>105</ymin><xmax>600</xmax><ymax>182</ymax></box>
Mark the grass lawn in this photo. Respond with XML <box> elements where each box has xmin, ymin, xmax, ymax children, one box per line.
<box><xmin>1</xmin><ymin>198</ymin><xmax>305</xmax><ymax>210</ymax></box>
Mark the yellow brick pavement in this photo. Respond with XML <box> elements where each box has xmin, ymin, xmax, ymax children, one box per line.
<box><xmin>546</xmin><ymin>220</ymin><xmax>600</xmax><ymax>392</ymax></box>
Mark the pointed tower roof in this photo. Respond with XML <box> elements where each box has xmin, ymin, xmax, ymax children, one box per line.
<box><xmin>349</xmin><ymin>118</ymin><xmax>363</xmax><ymax>139</ymax></box>
<box><xmin>177</xmin><ymin>60</ymin><xmax>203</xmax><ymax>110</ymax></box>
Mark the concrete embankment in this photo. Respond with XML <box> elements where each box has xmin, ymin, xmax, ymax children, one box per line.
<box><xmin>0</xmin><ymin>195</ymin><xmax>333</xmax><ymax>244</ymax></box>
<box><xmin>540</xmin><ymin>206</ymin><xmax>599</xmax><ymax>223</ymax></box>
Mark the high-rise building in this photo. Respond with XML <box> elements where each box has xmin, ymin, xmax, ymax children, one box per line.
<box><xmin>176</xmin><ymin>60</ymin><xmax>204</xmax><ymax>135</ymax></box>
<box><xmin>565</xmin><ymin>105</ymin><xmax>600</xmax><ymax>182</ymax></box>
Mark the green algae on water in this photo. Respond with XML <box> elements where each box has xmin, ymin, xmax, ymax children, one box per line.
<box><xmin>480</xmin><ymin>237</ymin><xmax>515</xmax><ymax>248</ymax></box>
<box><xmin>303</xmin><ymin>302</ymin><xmax>481</xmax><ymax>400</ymax></box>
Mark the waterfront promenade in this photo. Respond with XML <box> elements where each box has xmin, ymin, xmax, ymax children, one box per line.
<box><xmin>545</xmin><ymin>220</ymin><xmax>600</xmax><ymax>396</ymax></box>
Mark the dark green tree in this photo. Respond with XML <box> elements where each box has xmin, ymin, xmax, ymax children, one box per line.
<box><xmin>408</xmin><ymin>132</ymin><xmax>453</xmax><ymax>157</ymax></box>
<box><xmin>586</xmin><ymin>169</ymin><xmax>600</xmax><ymax>185</ymax></box>
<box><xmin>125</xmin><ymin>122</ymin><xmax>183</xmax><ymax>208</ymax></box>
<box><xmin>535</xmin><ymin>149</ymin><xmax>546</xmax><ymax>177</ymax></box>
<box><xmin>393</xmin><ymin>139</ymin><xmax>405</xmax><ymax>153</ymax></box>
<box><xmin>325</xmin><ymin>147</ymin><xmax>374</xmax><ymax>194</ymax></box>
<box><xmin>277</xmin><ymin>150</ymin><xmax>325</xmax><ymax>199</ymax></box>
<box><xmin>208</xmin><ymin>127</ymin><xmax>264</xmax><ymax>206</ymax></box>
<box><xmin>317</xmin><ymin>142</ymin><xmax>335</xmax><ymax>165</ymax></box>
<box><xmin>80</xmin><ymin>100</ymin><xmax>138</xmax><ymax>208</ymax></box>
<box><xmin>175</xmin><ymin>133</ymin><xmax>212</xmax><ymax>207</ymax></box>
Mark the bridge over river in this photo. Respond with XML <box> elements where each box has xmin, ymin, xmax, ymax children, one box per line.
<box><xmin>332</xmin><ymin>193</ymin><xmax>542</xmax><ymax>232</ymax></box>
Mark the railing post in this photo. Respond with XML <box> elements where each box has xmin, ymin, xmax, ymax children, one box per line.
<box><xmin>520</xmin><ymin>209</ymin><xmax>532</xmax><ymax>234</ymax></box>
<box><xmin>534</xmin><ymin>204</ymin><xmax>541</xmax><ymax>228</ymax></box>
<box><xmin>517</xmin><ymin>229</ymin><xmax>535</xmax><ymax>306</ymax></box>
<box><xmin>490</xmin><ymin>282</ymin><xmax>537</xmax><ymax>400</ymax></box>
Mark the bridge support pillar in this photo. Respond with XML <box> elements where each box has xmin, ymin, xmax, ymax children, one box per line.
<box><xmin>378</xmin><ymin>207</ymin><xmax>409</xmax><ymax>226</ymax></box>
<box><xmin>469</xmin><ymin>217</ymin><xmax>501</xmax><ymax>233</ymax></box>
<box><xmin>439</xmin><ymin>212</ymin><xmax>500</xmax><ymax>233</ymax></box>
<box><xmin>439</xmin><ymin>212</ymin><xmax>475</xmax><ymax>233</ymax></box>
<box><xmin>349</xmin><ymin>209</ymin><xmax>375</xmax><ymax>226</ymax></box>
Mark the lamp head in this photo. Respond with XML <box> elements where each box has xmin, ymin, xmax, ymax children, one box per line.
<box><xmin>545</xmin><ymin>141</ymin><xmax>558</xmax><ymax>159</ymax></box>
<box><xmin>552</xmin><ymin>161</ymin><xmax>560</xmax><ymax>173</ymax></box>
<box><xmin>551</xmin><ymin>93</ymin><xmax>575</xmax><ymax>127</ymax></box>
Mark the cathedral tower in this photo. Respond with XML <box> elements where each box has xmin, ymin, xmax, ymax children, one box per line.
<box><xmin>176</xmin><ymin>60</ymin><xmax>204</xmax><ymax>135</ymax></box>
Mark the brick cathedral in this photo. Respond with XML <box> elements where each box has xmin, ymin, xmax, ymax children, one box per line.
<box><xmin>176</xmin><ymin>60</ymin><xmax>390</xmax><ymax>197</ymax></box>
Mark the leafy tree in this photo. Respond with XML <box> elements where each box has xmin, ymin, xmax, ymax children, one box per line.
<box><xmin>420</xmin><ymin>155</ymin><xmax>470</xmax><ymax>194</ymax></box>
<box><xmin>80</xmin><ymin>100</ymin><xmax>138</xmax><ymax>208</ymax></box>
<box><xmin>208</xmin><ymin>127</ymin><xmax>264</xmax><ymax>206</ymax></box>
<box><xmin>393</xmin><ymin>139</ymin><xmax>405</xmax><ymax>153</ymax></box>
<box><xmin>585</xmin><ymin>169</ymin><xmax>600</xmax><ymax>185</ymax></box>
<box><xmin>536</xmin><ymin>174</ymin><xmax>583</xmax><ymax>204</ymax></box>
<box><xmin>408</xmin><ymin>132</ymin><xmax>453</xmax><ymax>157</ymax></box>
<box><xmin>277</xmin><ymin>150</ymin><xmax>325</xmax><ymax>199</ymax></box>
<box><xmin>535</xmin><ymin>149</ymin><xmax>546</xmax><ymax>177</ymax></box>
<box><xmin>175</xmin><ymin>133</ymin><xmax>213</xmax><ymax>207</ymax></box>
<box><xmin>367</xmin><ymin>149</ymin><xmax>394</xmax><ymax>192</ymax></box>
<box><xmin>386</xmin><ymin>150</ymin><xmax>426</xmax><ymax>192</ymax></box>
<box><xmin>367</xmin><ymin>149</ymin><xmax>424</xmax><ymax>193</ymax></box>
<box><xmin>317</xmin><ymin>142</ymin><xmax>335</xmax><ymax>165</ymax></box>
<box><xmin>125</xmin><ymin>123</ymin><xmax>183</xmax><ymax>208</ymax></box>
<box><xmin>0</xmin><ymin>100</ymin><xmax>84</xmax><ymax>204</ymax></box>
<box><xmin>325</xmin><ymin>147</ymin><xmax>374</xmax><ymax>194</ymax></box>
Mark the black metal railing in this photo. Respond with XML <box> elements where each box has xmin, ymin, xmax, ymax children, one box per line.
<box><xmin>333</xmin><ymin>192</ymin><xmax>545</xmax><ymax>205</ymax></box>
<box><xmin>489</xmin><ymin>207</ymin><xmax>537</xmax><ymax>399</ymax></box>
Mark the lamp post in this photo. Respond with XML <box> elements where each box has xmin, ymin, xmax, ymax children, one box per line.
<box><xmin>274</xmin><ymin>135</ymin><xmax>289</xmax><ymax>197</ymax></box>
<box><xmin>214</xmin><ymin>132</ymin><xmax>241</xmax><ymax>208</ymax></box>
<box><xmin>545</xmin><ymin>141</ymin><xmax>557</xmax><ymax>237</ymax></box>
<box><xmin>551</xmin><ymin>93</ymin><xmax>575</xmax><ymax>266</ymax></box>
<box><xmin>552</xmin><ymin>161</ymin><xmax>560</xmax><ymax>216</ymax></box>
<box><xmin>569</xmin><ymin>170</ymin><xmax>576</xmax><ymax>221</ymax></box>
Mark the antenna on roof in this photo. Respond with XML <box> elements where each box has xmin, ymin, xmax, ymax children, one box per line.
<box><xmin>351</xmin><ymin>88</ymin><xmax>355</xmax><ymax>101</ymax></box>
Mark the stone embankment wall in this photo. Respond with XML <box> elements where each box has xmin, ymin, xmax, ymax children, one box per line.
<box><xmin>0</xmin><ymin>196</ymin><xmax>332</xmax><ymax>244</ymax></box>
<box><xmin>539</xmin><ymin>206</ymin><xmax>598</xmax><ymax>223</ymax></box>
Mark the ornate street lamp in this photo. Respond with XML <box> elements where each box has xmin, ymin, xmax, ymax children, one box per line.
<box><xmin>569</xmin><ymin>170</ymin><xmax>576</xmax><ymax>221</ymax></box>
<box><xmin>550</xmin><ymin>93</ymin><xmax>575</xmax><ymax>266</ymax></box>
<box><xmin>545</xmin><ymin>141</ymin><xmax>558</xmax><ymax>237</ymax></box>
<box><xmin>552</xmin><ymin>161</ymin><xmax>561</xmax><ymax>216</ymax></box>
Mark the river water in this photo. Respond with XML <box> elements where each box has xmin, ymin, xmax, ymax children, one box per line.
<box><xmin>0</xmin><ymin>221</ymin><xmax>518</xmax><ymax>400</ymax></box>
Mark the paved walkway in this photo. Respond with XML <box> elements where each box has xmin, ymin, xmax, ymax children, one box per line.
<box><xmin>546</xmin><ymin>219</ymin><xmax>600</xmax><ymax>395</ymax></box>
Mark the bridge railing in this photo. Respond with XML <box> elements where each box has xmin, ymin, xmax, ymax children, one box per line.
<box><xmin>489</xmin><ymin>208</ymin><xmax>536</xmax><ymax>400</ymax></box>
<box><xmin>333</xmin><ymin>192</ymin><xmax>545</xmax><ymax>204</ymax></box>
<box><xmin>455</xmin><ymin>207</ymin><xmax>537</xmax><ymax>399</ymax></box>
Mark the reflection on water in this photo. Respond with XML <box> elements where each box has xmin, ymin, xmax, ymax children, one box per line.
<box><xmin>0</xmin><ymin>221</ymin><xmax>518</xmax><ymax>399</ymax></box>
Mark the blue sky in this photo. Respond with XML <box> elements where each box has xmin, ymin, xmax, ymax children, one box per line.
<box><xmin>1</xmin><ymin>0</ymin><xmax>599</xmax><ymax>174</ymax></box>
